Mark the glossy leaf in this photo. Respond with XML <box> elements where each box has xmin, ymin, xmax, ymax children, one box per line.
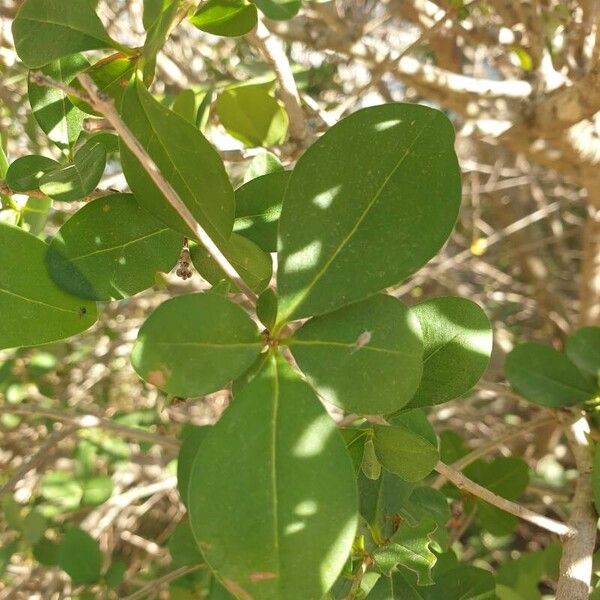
<box><xmin>46</xmin><ymin>193</ymin><xmax>181</xmax><ymax>301</ymax></box>
<box><xmin>6</xmin><ymin>155</ymin><xmax>60</xmax><ymax>193</ymax></box>
<box><xmin>406</xmin><ymin>297</ymin><xmax>492</xmax><ymax>408</ymax></box>
<box><xmin>39</xmin><ymin>139</ymin><xmax>106</xmax><ymax>201</ymax></box>
<box><xmin>373</xmin><ymin>425</ymin><xmax>439</xmax><ymax>482</ymax></box>
<box><xmin>566</xmin><ymin>326</ymin><xmax>600</xmax><ymax>379</ymax></box>
<box><xmin>188</xmin><ymin>353</ymin><xmax>358</xmax><ymax>600</ymax></box>
<box><xmin>22</xmin><ymin>196</ymin><xmax>52</xmax><ymax>236</ymax></box>
<box><xmin>143</xmin><ymin>0</ymin><xmax>171</xmax><ymax>29</ymax></box>
<box><xmin>277</xmin><ymin>103</ymin><xmax>461</xmax><ymax>322</ymax></box>
<box><xmin>131</xmin><ymin>293</ymin><xmax>263</xmax><ymax>397</ymax></box>
<box><xmin>254</xmin><ymin>0</ymin><xmax>301</xmax><ymax>20</ymax></box>
<box><xmin>216</xmin><ymin>84</ymin><xmax>289</xmax><ymax>147</ymax></box>
<box><xmin>190</xmin><ymin>233</ymin><xmax>273</xmax><ymax>293</ymax></box>
<box><xmin>120</xmin><ymin>79</ymin><xmax>235</xmax><ymax>240</ymax></box>
<box><xmin>243</xmin><ymin>150</ymin><xmax>283</xmax><ymax>183</ymax></box>
<box><xmin>289</xmin><ymin>294</ymin><xmax>423</xmax><ymax>414</ymax></box>
<box><xmin>190</xmin><ymin>0</ymin><xmax>258</xmax><ymax>37</ymax></box>
<box><xmin>0</xmin><ymin>223</ymin><xmax>97</xmax><ymax>350</ymax></box>
<box><xmin>257</xmin><ymin>288</ymin><xmax>278</xmax><ymax>330</ymax></box>
<box><xmin>172</xmin><ymin>89</ymin><xmax>197</xmax><ymax>123</ymax></box>
<box><xmin>28</xmin><ymin>54</ymin><xmax>89</xmax><ymax>146</ymax></box>
<box><xmin>12</xmin><ymin>0</ymin><xmax>119</xmax><ymax>68</ymax></box>
<box><xmin>506</xmin><ymin>342</ymin><xmax>595</xmax><ymax>407</ymax></box>
<box><xmin>58</xmin><ymin>527</ymin><xmax>102</xmax><ymax>585</ymax></box>
<box><xmin>234</xmin><ymin>171</ymin><xmax>290</xmax><ymax>252</ymax></box>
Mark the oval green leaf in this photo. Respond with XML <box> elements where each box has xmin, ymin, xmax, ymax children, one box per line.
<box><xmin>6</xmin><ymin>155</ymin><xmax>60</xmax><ymax>193</ymax></box>
<box><xmin>12</xmin><ymin>0</ymin><xmax>120</xmax><ymax>68</ymax></box>
<box><xmin>288</xmin><ymin>294</ymin><xmax>423</xmax><ymax>414</ymax></box>
<box><xmin>177</xmin><ymin>425</ymin><xmax>210</xmax><ymax>508</ymax></box>
<box><xmin>46</xmin><ymin>193</ymin><xmax>181</xmax><ymax>301</ymax></box>
<box><xmin>505</xmin><ymin>342</ymin><xmax>595</xmax><ymax>407</ymax></box>
<box><xmin>216</xmin><ymin>84</ymin><xmax>289</xmax><ymax>147</ymax></box>
<box><xmin>188</xmin><ymin>353</ymin><xmax>358</xmax><ymax>600</ymax></box>
<box><xmin>39</xmin><ymin>139</ymin><xmax>106</xmax><ymax>201</ymax></box>
<box><xmin>131</xmin><ymin>293</ymin><xmax>263</xmax><ymax>397</ymax></box>
<box><xmin>190</xmin><ymin>233</ymin><xmax>273</xmax><ymax>294</ymax></box>
<box><xmin>372</xmin><ymin>425</ymin><xmax>439</xmax><ymax>482</ymax></box>
<box><xmin>28</xmin><ymin>54</ymin><xmax>89</xmax><ymax>147</ymax></box>
<box><xmin>120</xmin><ymin>79</ymin><xmax>235</xmax><ymax>240</ymax></box>
<box><xmin>234</xmin><ymin>170</ymin><xmax>290</xmax><ymax>252</ymax></box>
<box><xmin>566</xmin><ymin>326</ymin><xmax>600</xmax><ymax>379</ymax></box>
<box><xmin>406</xmin><ymin>296</ymin><xmax>493</xmax><ymax>408</ymax></box>
<box><xmin>0</xmin><ymin>223</ymin><xmax>97</xmax><ymax>350</ymax></box>
<box><xmin>254</xmin><ymin>0</ymin><xmax>301</xmax><ymax>20</ymax></box>
<box><xmin>277</xmin><ymin>103</ymin><xmax>461</xmax><ymax>322</ymax></box>
<box><xmin>58</xmin><ymin>527</ymin><xmax>102</xmax><ymax>585</ymax></box>
<box><xmin>190</xmin><ymin>0</ymin><xmax>258</xmax><ymax>37</ymax></box>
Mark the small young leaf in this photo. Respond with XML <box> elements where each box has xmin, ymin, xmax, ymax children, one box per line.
<box><xmin>406</xmin><ymin>297</ymin><xmax>493</xmax><ymax>408</ymax></box>
<box><xmin>6</xmin><ymin>155</ymin><xmax>60</xmax><ymax>193</ymax></box>
<box><xmin>46</xmin><ymin>193</ymin><xmax>181</xmax><ymax>301</ymax></box>
<box><xmin>39</xmin><ymin>140</ymin><xmax>106</xmax><ymax>202</ymax></box>
<box><xmin>427</xmin><ymin>566</ymin><xmax>496</xmax><ymax>600</ymax></box>
<box><xmin>372</xmin><ymin>425</ymin><xmax>439</xmax><ymax>482</ymax></box>
<box><xmin>28</xmin><ymin>54</ymin><xmax>89</xmax><ymax>147</ymax></box>
<box><xmin>566</xmin><ymin>326</ymin><xmax>600</xmax><ymax>379</ymax></box>
<box><xmin>188</xmin><ymin>352</ymin><xmax>358</xmax><ymax>600</ymax></box>
<box><xmin>190</xmin><ymin>233</ymin><xmax>273</xmax><ymax>293</ymax></box>
<box><xmin>132</xmin><ymin>293</ymin><xmax>263</xmax><ymax>396</ymax></box>
<box><xmin>22</xmin><ymin>510</ymin><xmax>47</xmax><ymax>544</ymax></box>
<box><xmin>234</xmin><ymin>170</ymin><xmax>290</xmax><ymax>252</ymax></box>
<box><xmin>254</xmin><ymin>0</ymin><xmax>301</xmax><ymax>20</ymax></box>
<box><xmin>12</xmin><ymin>0</ymin><xmax>120</xmax><ymax>68</ymax></box>
<box><xmin>58</xmin><ymin>527</ymin><xmax>102</xmax><ymax>585</ymax></box>
<box><xmin>190</xmin><ymin>0</ymin><xmax>258</xmax><ymax>37</ymax></box>
<box><xmin>0</xmin><ymin>223</ymin><xmax>97</xmax><ymax>350</ymax></box>
<box><xmin>361</xmin><ymin>438</ymin><xmax>382</xmax><ymax>481</ymax></box>
<box><xmin>289</xmin><ymin>294</ymin><xmax>423</xmax><ymax>414</ymax></box>
<box><xmin>277</xmin><ymin>104</ymin><xmax>461</xmax><ymax>322</ymax></box>
<box><xmin>33</xmin><ymin>537</ymin><xmax>60</xmax><ymax>566</ymax></box>
<box><xmin>120</xmin><ymin>78</ymin><xmax>235</xmax><ymax>240</ymax></box>
<box><xmin>81</xmin><ymin>476</ymin><xmax>114</xmax><ymax>506</ymax></box>
<box><xmin>243</xmin><ymin>150</ymin><xmax>283</xmax><ymax>183</ymax></box>
<box><xmin>256</xmin><ymin>288</ymin><xmax>278</xmax><ymax>330</ymax></box>
<box><xmin>506</xmin><ymin>342</ymin><xmax>595</xmax><ymax>407</ymax></box>
<box><xmin>216</xmin><ymin>84</ymin><xmax>289</xmax><ymax>147</ymax></box>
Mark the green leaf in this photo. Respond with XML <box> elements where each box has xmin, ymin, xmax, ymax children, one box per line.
<box><xmin>427</xmin><ymin>566</ymin><xmax>496</xmax><ymax>600</ymax></box>
<box><xmin>277</xmin><ymin>103</ymin><xmax>461</xmax><ymax>322</ymax></box>
<box><xmin>506</xmin><ymin>342</ymin><xmax>595</xmax><ymax>407</ymax></box>
<box><xmin>71</xmin><ymin>53</ymin><xmax>137</xmax><ymax>115</ymax></box>
<box><xmin>367</xmin><ymin>570</ymin><xmax>425</xmax><ymax>599</ymax></box>
<box><xmin>58</xmin><ymin>527</ymin><xmax>102</xmax><ymax>585</ymax></box>
<box><xmin>361</xmin><ymin>438</ymin><xmax>382</xmax><ymax>480</ymax></box>
<box><xmin>172</xmin><ymin>89</ymin><xmax>197</xmax><ymax>123</ymax></box>
<box><xmin>566</xmin><ymin>326</ymin><xmax>600</xmax><ymax>379</ymax></box>
<box><xmin>389</xmin><ymin>409</ymin><xmax>436</xmax><ymax>447</ymax></box>
<box><xmin>591</xmin><ymin>443</ymin><xmax>600</xmax><ymax>516</ymax></box>
<box><xmin>190</xmin><ymin>0</ymin><xmax>258</xmax><ymax>37</ymax></box>
<box><xmin>190</xmin><ymin>233</ymin><xmax>273</xmax><ymax>294</ymax></box>
<box><xmin>254</xmin><ymin>0</ymin><xmax>301</xmax><ymax>20</ymax></box>
<box><xmin>0</xmin><ymin>223</ymin><xmax>97</xmax><ymax>350</ymax></box>
<box><xmin>0</xmin><ymin>542</ymin><xmax>19</xmax><ymax>578</ymax></box>
<box><xmin>22</xmin><ymin>510</ymin><xmax>48</xmax><ymax>544</ymax></box>
<box><xmin>143</xmin><ymin>0</ymin><xmax>172</xmax><ymax>30</ymax></box>
<box><xmin>234</xmin><ymin>171</ymin><xmax>290</xmax><ymax>252</ymax></box>
<box><xmin>12</xmin><ymin>0</ymin><xmax>120</xmax><ymax>68</ymax></box>
<box><xmin>169</xmin><ymin>519</ymin><xmax>204</xmax><ymax>566</ymax></box>
<box><xmin>257</xmin><ymin>288</ymin><xmax>278</xmax><ymax>330</ymax></box>
<box><xmin>373</xmin><ymin>519</ymin><xmax>437</xmax><ymax>585</ymax></box>
<box><xmin>46</xmin><ymin>193</ymin><xmax>181</xmax><ymax>301</ymax></box>
<box><xmin>0</xmin><ymin>140</ymin><xmax>8</xmax><ymax>179</ymax></box>
<box><xmin>216</xmin><ymin>84</ymin><xmax>289</xmax><ymax>147</ymax></box>
<box><xmin>81</xmin><ymin>476</ymin><xmax>114</xmax><ymax>506</ymax></box>
<box><xmin>288</xmin><ymin>294</ymin><xmax>423</xmax><ymax>414</ymax></box>
<box><xmin>177</xmin><ymin>425</ymin><xmax>210</xmax><ymax>508</ymax></box>
<box><xmin>131</xmin><ymin>292</ymin><xmax>263</xmax><ymax>396</ymax></box>
<box><xmin>406</xmin><ymin>297</ymin><xmax>492</xmax><ymax>408</ymax></box>
<box><xmin>243</xmin><ymin>150</ymin><xmax>283</xmax><ymax>183</ymax></box>
<box><xmin>373</xmin><ymin>425</ymin><xmax>439</xmax><ymax>482</ymax></box>
<box><xmin>39</xmin><ymin>139</ymin><xmax>106</xmax><ymax>201</ymax></box>
<box><xmin>22</xmin><ymin>196</ymin><xmax>53</xmax><ymax>236</ymax></box>
<box><xmin>188</xmin><ymin>353</ymin><xmax>358</xmax><ymax>599</ymax></box>
<box><xmin>104</xmin><ymin>560</ymin><xmax>127</xmax><ymax>589</ymax></box>
<box><xmin>120</xmin><ymin>79</ymin><xmax>235</xmax><ymax>240</ymax></box>
<box><xmin>6</xmin><ymin>155</ymin><xmax>60</xmax><ymax>193</ymax></box>
<box><xmin>28</xmin><ymin>54</ymin><xmax>89</xmax><ymax>147</ymax></box>
<box><xmin>33</xmin><ymin>537</ymin><xmax>60</xmax><ymax>566</ymax></box>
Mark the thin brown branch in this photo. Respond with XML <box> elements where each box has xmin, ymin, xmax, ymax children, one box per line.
<box><xmin>435</xmin><ymin>461</ymin><xmax>575</xmax><ymax>537</ymax></box>
<box><xmin>122</xmin><ymin>564</ymin><xmax>205</xmax><ymax>600</ymax></box>
<box><xmin>0</xmin><ymin>181</ymin><xmax>110</xmax><ymax>202</ymax></box>
<box><xmin>76</xmin><ymin>72</ymin><xmax>258</xmax><ymax>305</ymax></box>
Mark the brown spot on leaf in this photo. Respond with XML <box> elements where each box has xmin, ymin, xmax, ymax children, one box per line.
<box><xmin>223</xmin><ymin>579</ymin><xmax>253</xmax><ymax>600</ymax></box>
<box><xmin>249</xmin><ymin>572</ymin><xmax>277</xmax><ymax>582</ymax></box>
<box><xmin>102</xmin><ymin>203</ymin><xmax>111</xmax><ymax>212</ymax></box>
<box><xmin>147</xmin><ymin>369</ymin><xmax>167</xmax><ymax>387</ymax></box>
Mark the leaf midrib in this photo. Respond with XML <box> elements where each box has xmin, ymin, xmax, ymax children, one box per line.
<box><xmin>0</xmin><ymin>287</ymin><xmax>79</xmax><ymax>315</ymax></box>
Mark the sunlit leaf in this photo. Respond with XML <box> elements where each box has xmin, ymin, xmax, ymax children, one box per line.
<box><xmin>190</xmin><ymin>0</ymin><xmax>258</xmax><ymax>37</ymax></box>
<box><xmin>6</xmin><ymin>155</ymin><xmax>60</xmax><ymax>193</ymax></box>
<box><xmin>566</xmin><ymin>326</ymin><xmax>600</xmax><ymax>380</ymax></box>
<box><xmin>254</xmin><ymin>0</ymin><xmax>301</xmax><ymax>20</ymax></box>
